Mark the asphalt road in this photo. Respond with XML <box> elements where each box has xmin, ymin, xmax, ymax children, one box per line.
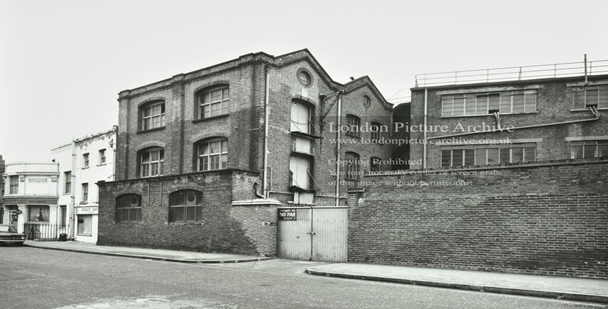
<box><xmin>0</xmin><ymin>246</ymin><xmax>604</xmax><ymax>309</ymax></box>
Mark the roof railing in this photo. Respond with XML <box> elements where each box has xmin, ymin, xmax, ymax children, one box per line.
<box><xmin>415</xmin><ymin>59</ymin><xmax>608</xmax><ymax>87</ymax></box>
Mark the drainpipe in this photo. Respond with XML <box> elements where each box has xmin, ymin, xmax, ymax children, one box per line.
<box><xmin>423</xmin><ymin>88</ymin><xmax>428</xmax><ymax>169</ymax></box>
<box><xmin>263</xmin><ymin>66</ymin><xmax>270</xmax><ymax>198</ymax></box>
<box><xmin>335</xmin><ymin>90</ymin><xmax>343</xmax><ymax>206</ymax></box>
<box><xmin>70</xmin><ymin>140</ymin><xmax>76</xmax><ymax>239</ymax></box>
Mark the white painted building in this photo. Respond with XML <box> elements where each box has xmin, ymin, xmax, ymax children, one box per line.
<box><xmin>2</xmin><ymin>162</ymin><xmax>61</xmax><ymax>235</ymax></box>
<box><xmin>52</xmin><ymin>127</ymin><xmax>117</xmax><ymax>243</ymax></box>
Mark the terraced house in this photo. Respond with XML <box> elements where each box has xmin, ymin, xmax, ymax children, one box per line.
<box><xmin>98</xmin><ymin>49</ymin><xmax>393</xmax><ymax>259</ymax></box>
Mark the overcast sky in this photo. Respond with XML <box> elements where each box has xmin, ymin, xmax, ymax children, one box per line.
<box><xmin>1</xmin><ymin>0</ymin><xmax>607</xmax><ymax>163</ymax></box>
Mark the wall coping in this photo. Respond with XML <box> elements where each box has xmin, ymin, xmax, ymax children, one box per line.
<box><xmin>232</xmin><ymin>199</ymin><xmax>282</xmax><ymax>206</ymax></box>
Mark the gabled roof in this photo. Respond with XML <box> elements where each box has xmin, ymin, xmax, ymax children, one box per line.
<box><xmin>119</xmin><ymin>49</ymin><xmax>391</xmax><ymax>110</ymax></box>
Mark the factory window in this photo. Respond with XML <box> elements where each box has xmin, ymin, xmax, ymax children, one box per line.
<box><xmin>442</xmin><ymin>90</ymin><xmax>537</xmax><ymax>117</ymax></box>
<box><xmin>571</xmin><ymin>85</ymin><xmax>608</xmax><ymax>110</ymax></box>
<box><xmin>115</xmin><ymin>194</ymin><xmax>142</xmax><ymax>223</ymax></box>
<box><xmin>570</xmin><ymin>140</ymin><xmax>608</xmax><ymax>159</ymax></box>
<box><xmin>345</xmin><ymin>152</ymin><xmax>361</xmax><ymax>180</ymax></box>
<box><xmin>195</xmin><ymin>138</ymin><xmax>228</xmax><ymax>171</ymax></box>
<box><xmin>169</xmin><ymin>190</ymin><xmax>203</xmax><ymax>223</ymax></box>
<box><xmin>197</xmin><ymin>86</ymin><xmax>230</xmax><ymax>119</ymax></box>
<box><xmin>139</xmin><ymin>147</ymin><xmax>164</xmax><ymax>177</ymax></box>
<box><xmin>140</xmin><ymin>101</ymin><xmax>166</xmax><ymax>131</ymax></box>
<box><xmin>441</xmin><ymin>143</ymin><xmax>536</xmax><ymax>168</ymax></box>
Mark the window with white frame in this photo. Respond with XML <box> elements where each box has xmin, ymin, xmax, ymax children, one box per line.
<box><xmin>289</xmin><ymin>155</ymin><xmax>312</xmax><ymax>190</ymax></box>
<box><xmin>99</xmin><ymin>149</ymin><xmax>106</xmax><ymax>165</ymax></box>
<box><xmin>64</xmin><ymin>171</ymin><xmax>71</xmax><ymax>194</ymax></box>
<box><xmin>345</xmin><ymin>115</ymin><xmax>361</xmax><ymax>137</ymax></box>
<box><xmin>9</xmin><ymin>176</ymin><xmax>18</xmax><ymax>194</ymax></box>
<box><xmin>169</xmin><ymin>190</ymin><xmax>203</xmax><ymax>223</ymax></box>
<box><xmin>115</xmin><ymin>194</ymin><xmax>142</xmax><ymax>223</ymax></box>
<box><xmin>442</xmin><ymin>90</ymin><xmax>537</xmax><ymax>117</ymax></box>
<box><xmin>83</xmin><ymin>153</ymin><xmax>90</xmax><ymax>168</ymax></box>
<box><xmin>28</xmin><ymin>205</ymin><xmax>49</xmax><ymax>223</ymax></box>
<box><xmin>196</xmin><ymin>139</ymin><xmax>227</xmax><ymax>171</ymax></box>
<box><xmin>441</xmin><ymin>143</ymin><xmax>537</xmax><ymax>168</ymax></box>
<box><xmin>140</xmin><ymin>101</ymin><xmax>166</xmax><ymax>130</ymax></box>
<box><xmin>140</xmin><ymin>148</ymin><xmax>164</xmax><ymax>177</ymax></box>
<box><xmin>82</xmin><ymin>183</ymin><xmax>88</xmax><ymax>202</ymax></box>
<box><xmin>570</xmin><ymin>140</ymin><xmax>608</xmax><ymax>159</ymax></box>
<box><xmin>290</xmin><ymin>100</ymin><xmax>313</xmax><ymax>134</ymax></box>
<box><xmin>197</xmin><ymin>86</ymin><xmax>229</xmax><ymax>119</ymax></box>
<box><xmin>571</xmin><ymin>85</ymin><xmax>608</xmax><ymax>110</ymax></box>
<box><xmin>345</xmin><ymin>152</ymin><xmax>361</xmax><ymax>180</ymax></box>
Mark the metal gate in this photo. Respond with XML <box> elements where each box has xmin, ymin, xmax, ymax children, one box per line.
<box><xmin>277</xmin><ymin>207</ymin><xmax>347</xmax><ymax>262</ymax></box>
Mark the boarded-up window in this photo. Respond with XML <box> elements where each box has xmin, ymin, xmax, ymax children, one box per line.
<box><xmin>290</xmin><ymin>155</ymin><xmax>312</xmax><ymax>189</ymax></box>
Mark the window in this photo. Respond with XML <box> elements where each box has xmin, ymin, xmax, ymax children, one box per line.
<box><xmin>197</xmin><ymin>86</ymin><xmax>229</xmax><ymax>119</ymax></box>
<box><xmin>296</xmin><ymin>68</ymin><xmax>313</xmax><ymax>87</ymax></box>
<box><xmin>442</xmin><ymin>90</ymin><xmax>537</xmax><ymax>117</ymax></box>
<box><xmin>28</xmin><ymin>205</ymin><xmax>49</xmax><ymax>223</ymax></box>
<box><xmin>441</xmin><ymin>143</ymin><xmax>537</xmax><ymax>168</ymax></box>
<box><xmin>571</xmin><ymin>85</ymin><xmax>608</xmax><ymax>110</ymax></box>
<box><xmin>363</xmin><ymin>95</ymin><xmax>371</xmax><ymax>107</ymax></box>
<box><xmin>370</xmin><ymin>122</ymin><xmax>383</xmax><ymax>142</ymax></box>
<box><xmin>64</xmin><ymin>171</ymin><xmax>71</xmax><ymax>194</ymax></box>
<box><xmin>83</xmin><ymin>153</ymin><xmax>89</xmax><ymax>168</ymax></box>
<box><xmin>140</xmin><ymin>148</ymin><xmax>164</xmax><ymax>177</ymax></box>
<box><xmin>9</xmin><ymin>176</ymin><xmax>18</xmax><ymax>194</ymax></box>
<box><xmin>289</xmin><ymin>155</ymin><xmax>313</xmax><ymax>190</ymax></box>
<box><xmin>345</xmin><ymin>152</ymin><xmax>361</xmax><ymax>181</ymax></box>
<box><xmin>99</xmin><ymin>149</ymin><xmax>106</xmax><ymax>165</ymax></box>
<box><xmin>345</xmin><ymin>115</ymin><xmax>361</xmax><ymax>137</ymax></box>
<box><xmin>370</xmin><ymin>157</ymin><xmax>382</xmax><ymax>172</ymax></box>
<box><xmin>82</xmin><ymin>183</ymin><xmax>88</xmax><ymax>201</ymax></box>
<box><xmin>196</xmin><ymin>139</ymin><xmax>227</xmax><ymax>171</ymax></box>
<box><xmin>77</xmin><ymin>215</ymin><xmax>93</xmax><ymax>236</ymax></box>
<box><xmin>116</xmin><ymin>194</ymin><xmax>142</xmax><ymax>223</ymax></box>
<box><xmin>140</xmin><ymin>101</ymin><xmax>166</xmax><ymax>130</ymax></box>
<box><xmin>290</xmin><ymin>100</ymin><xmax>313</xmax><ymax>134</ymax></box>
<box><xmin>169</xmin><ymin>190</ymin><xmax>203</xmax><ymax>223</ymax></box>
<box><xmin>60</xmin><ymin>206</ymin><xmax>67</xmax><ymax>227</ymax></box>
<box><xmin>570</xmin><ymin>140</ymin><xmax>608</xmax><ymax>159</ymax></box>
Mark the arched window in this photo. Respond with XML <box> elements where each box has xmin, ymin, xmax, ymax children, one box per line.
<box><xmin>169</xmin><ymin>190</ymin><xmax>203</xmax><ymax>223</ymax></box>
<box><xmin>139</xmin><ymin>101</ymin><xmax>165</xmax><ymax>131</ymax></box>
<box><xmin>116</xmin><ymin>194</ymin><xmax>142</xmax><ymax>222</ymax></box>
<box><xmin>345</xmin><ymin>115</ymin><xmax>361</xmax><ymax>137</ymax></box>
<box><xmin>196</xmin><ymin>86</ymin><xmax>230</xmax><ymax>119</ymax></box>
<box><xmin>345</xmin><ymin>152</ymin><xmax>360</xmax><ymax>180</ymax></box>
<box><xmin>195</xmin><ymin>138</ymin><xmax>228</xmax><ymax>171</ymax></box>
<box><xmin>139</xmin><ymin>147</ymin><xmax>164</xmax><ymax>177</ymax></box>
<box><xmin>290</xmin><ymin>100</ymin><xmax>314</xmax><ymax>134</ymax></box>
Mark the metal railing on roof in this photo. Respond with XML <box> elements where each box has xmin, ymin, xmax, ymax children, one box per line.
<box><xmin>415</xmin><ymin>58</ymin><xmax>608</xmax><ymax>87</ymax></box>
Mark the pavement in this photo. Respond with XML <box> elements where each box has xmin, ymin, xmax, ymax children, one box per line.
<box><xmin>23</xmin><ymin>241</ymin><xmax>608</xmax><ymax>304</ymax></box>
<box><xmin>23</xmin><ymin>240</ymin><xmax>270</xmax><ymax>263</ymax></box>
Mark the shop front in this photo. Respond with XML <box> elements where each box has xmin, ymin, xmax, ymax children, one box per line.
<box><xmin>74</xmin><ymin>205</ymin><xmax>98</xmax><ymax>243</ymax></box>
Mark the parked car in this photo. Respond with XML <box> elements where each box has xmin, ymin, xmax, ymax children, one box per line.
<box><xmin>0</xmin><ymin>224</ymin><xmax>25</xmax><ymax>245</ymax></box>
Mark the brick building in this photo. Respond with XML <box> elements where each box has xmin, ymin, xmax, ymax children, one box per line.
<box><xmin>98</xmin><ymin>49</ymin><xmax>392</xmax><ymax>255</ymax></box>
<box><xmin>408</xmin><ymin>60</ymin><xmax>608</xmax><ymax>169</ymax></box>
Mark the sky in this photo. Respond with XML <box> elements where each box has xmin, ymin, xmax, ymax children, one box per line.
<box><xmin>1</xmin><ymin>0</ymin><xmax>607</xmax><ymax>163</ymax></box>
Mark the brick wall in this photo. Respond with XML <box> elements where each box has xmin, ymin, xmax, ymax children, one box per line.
<box><xmin>348</xmin><ymin>160</ymin><xmax>608</xmax><ymax>279</ymax></box>
<box><xmin>98</xmin><ymin>170</ymin><xmax>262</xmax><ymax>255</ymax></box>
